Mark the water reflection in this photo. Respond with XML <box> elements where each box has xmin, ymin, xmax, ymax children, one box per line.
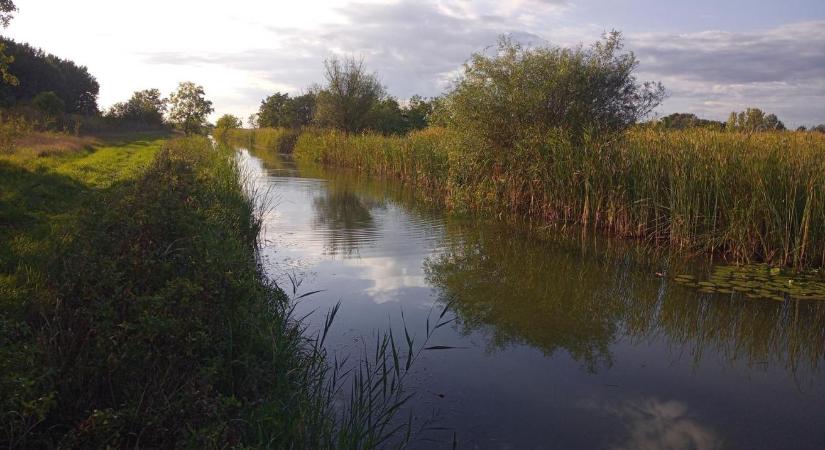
<box><xmin>312</xmin><ymin>187</ymin><xmax>383</xmax><ymax>257</ymax></box>
<box><xmin>597</xmin><ymin>399</ymin><xmax>722</xmax><ymax>450</ymax></box>
<box><xmin>425</xmin><ymin>220</ymin><xmax>825</xmax><ymax>376</ymax></box>
<box><xmin>238</xmin><ymin>147</ymin><xmax>825</xmax><ymax>449</ymax></box>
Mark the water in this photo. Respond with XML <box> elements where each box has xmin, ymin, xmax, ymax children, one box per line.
<box><xmin>239</xmin><ymin>148</ymin><xmax>825</xmax><ymax>450</ymax></box>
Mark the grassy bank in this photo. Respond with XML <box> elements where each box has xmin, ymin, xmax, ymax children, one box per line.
<box><xmin>276</xmin><ymin>127</ymin><xmax>825</xmax><ymax>268</ymax></box>
<box><xmin>2</xmin><ymin>134</ymin><xmax>394</xmax><ymax>448</ymax></box>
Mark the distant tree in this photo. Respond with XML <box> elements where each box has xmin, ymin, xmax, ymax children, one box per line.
<box><xmin>32</xmin><ymin>91</ymin><xmax>64</xmax><ymax>117</ymax></box>
<box><xmin>215</xmin><ymin>114</ymin><xmax>242</xmax><ymax>129</ymax></box>
<box><xmin>314</xmin><ymin>57</ymin><xmax>386</xmax><ymax>133</ymax></box>
<box><xmin>441</xmin><ymin>32</ymin><xmax>665</xmax><ymax>149</ymax></box>
<box><xmin>258</xmin><ymin>92</ymin><xmax>291</xmax><ymax>128</ymax></box>
<box><xmin>292</xmin><ymin>92</ymin><xmax>316</xmax><ymax>127</ymax></box>
<box><xmin>168</xmin><ymin>82</ymin><xmax>214</xmax><ymax>135</ymax></box>
<box><xmin>658</xmin><ymin>113</ymin><xmax>724</xmax><ymax>130</ymax></box>
<box><xmin>367</xmin><ymin>97</ymin><xmax>406</xmax><ymax>135</ymax></box>
<box><xmin>247</xmin><ymin>113</ymin><xmax>258</xmax><ymax>128</ymax></box>
<box><xmin>727</xmin><ymin>108</ymin><xmax>785</xmax><ymax>132</ymax></box>
<box><xmin>0</xmin><ymin>0</ymin><xmax>16</xmax><ymax>85</ymax></box>
<box><xmin>403</xmin><ymin>95</ymin><xmax>435</xmax><ymax>131</ymax></box>
<box><xmin>796</xmin><ymin>126</ymin><xmax>807</xmax><ymax>132</ymax></box>
<box><xmin>0</xmin><ymin>38</ymin><xmax>100</xmax><ymax>113</ymax></box>
<box><xmin>258</xmin><ymin>91</ymin><xmax>316</xmax><ymax>129</ymax></box>
<box><xmin>106</xmin><ymin>89</ymin><xmax>167</xmax><ymax>125</ymax></box>
<box><xmin>812</xmin><ymin>124</ymin><xmax>825</xmax><ymax>134</ymax></box>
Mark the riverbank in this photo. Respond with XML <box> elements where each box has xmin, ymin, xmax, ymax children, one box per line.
<box><xmin>226</xmin><ymin>127</ymin><xmax>825</xmax><ymax>269</ymax></box>
<box><xmin>1</xmin><ymin>134</ymin><xmax>343</xmax><ymax>447</ymax></box>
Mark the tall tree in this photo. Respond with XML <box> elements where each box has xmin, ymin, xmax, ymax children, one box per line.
<box><xmin>0</xmin><ymin>38</ymin><xmax>100</xmax><ymax>113</ymax></box>
<box><xmin>313</xmin><ymin>57</ymin><xmax>385</xmax><ymax>133</ymax></box>
<box><xmin>168</xmin><ymin>82</ymin><xmax>214</xmax><ymax>135</ymax></box>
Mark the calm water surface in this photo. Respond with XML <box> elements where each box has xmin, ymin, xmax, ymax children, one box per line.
<box><xmin>238</xmin><ymin>148</ymin><xmax>825</xmax><ymax>450</ymax></box>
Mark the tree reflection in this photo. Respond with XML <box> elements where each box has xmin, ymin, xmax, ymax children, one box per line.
<box><xmin>312</xmin><ymin>182</ymin><xmax>385</xmax><ymax>257</ymax></box>
<box><xmin>425</xmin><ymin>220</ymin><xmax>825</xmax><ymax>375</ymax></box>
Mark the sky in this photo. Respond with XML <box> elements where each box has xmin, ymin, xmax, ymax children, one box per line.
<box><xmin>6</xmin><ymin>0</ymin><xmax>825</xmax><ymax>126</ymax></box>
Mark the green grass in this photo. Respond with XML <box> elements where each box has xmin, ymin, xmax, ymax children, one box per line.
<box><xmin>290</xmin><ymin>127</ymin><xmax>825</xmax><ymax>268</ymax></box>
<box><xmin>0</xmin><ymin>135</ymin><xmax>165</xmax><ymax>286</ymax></box>
<box><xmin>2</xmin><ymin>132</ymin><xmax>426</xmax><ymax>449</ymax></box>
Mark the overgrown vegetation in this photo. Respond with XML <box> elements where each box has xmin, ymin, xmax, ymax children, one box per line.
<box><xmin>291</xmin><ymin>126</ymin><xmax>825</xmax><ymax>268</ymax></box>
<box><xmin>230</xmin><ymin>33</ymin><xmax>819</xmax><ymax>268</ymax></box>
<box><xmin>2</xmin><ymin>134</ymin><xmax>435</xmax><ymax>448</ymax></box>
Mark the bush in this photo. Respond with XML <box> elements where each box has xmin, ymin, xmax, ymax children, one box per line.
<box><xmin>0</xmin><ymin>138</ymin><xmax>338</xmax><ymax>447</ymax></box>
<box><xmin>440</xmin><ymin>32</ymin><xmax>665</xmax><ymax>150</ymax></box>
<box><xmin>31</xmin><ymin>91</ymin><xmax>64</xmax><ymax>118</ymax></box>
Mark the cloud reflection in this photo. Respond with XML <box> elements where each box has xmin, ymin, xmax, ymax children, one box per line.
<box><xmin>601</xmin><ymin>398</ymin><xmax>722</xmax><ymax>450</ymax></box>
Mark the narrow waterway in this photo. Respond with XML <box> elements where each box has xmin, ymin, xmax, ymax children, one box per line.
<box><xmin>238</xmin><ymin>148</ymin><xmax>825</xmax><ymax>450</ymax></box>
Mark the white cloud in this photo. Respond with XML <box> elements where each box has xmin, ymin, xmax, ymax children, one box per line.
<box><xmin>7</xmin><ymin>1</ymin><xmax>824</xmax><ymax>125</ymax></box>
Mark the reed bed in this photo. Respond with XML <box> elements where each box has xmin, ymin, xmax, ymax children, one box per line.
<box><xmin>295</xmin><ymin>127</ymin><xmax>450</xmax><ymax>197</ymax></box>
<box><xmin>221</xmin><ymin>127</ymin><xmax>300</xmax><ymax>153</ymax></box>
<box><xmin>292</xmin><ymin>128</ymin><xmax>825</xmax><ymax>268</ymax></box>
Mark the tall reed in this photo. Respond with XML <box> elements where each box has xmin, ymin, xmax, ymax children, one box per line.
<box><xmin>222</xmin><ymin>127</ymin><xmax>301</xmax><ymax>153</ymax></box>
<box><xmin>293</xmin><ymin>128</ymin><xmax>825</xmax><ymax>268</ymax></box>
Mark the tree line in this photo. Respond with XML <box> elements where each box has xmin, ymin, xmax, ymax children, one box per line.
<box><xmin>228</xmin><ymin>59</ymin><xmax>438</xmax><ymax>136</ymax></box>
<box><xmin>0</xmin><ymin>38</ymin><xmax>100</xmax><ymax>116</ymax></box>
<box><xmin>216</xmin><ymin>33</ymin><xmax>822</xmax><ymax>138</ymax></box>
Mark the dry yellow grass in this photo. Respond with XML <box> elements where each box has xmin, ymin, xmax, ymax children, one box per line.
<box><xmin>7</xmin><ymin>132</ymin><xmax>100</xmax><ymax>158</ymax></box>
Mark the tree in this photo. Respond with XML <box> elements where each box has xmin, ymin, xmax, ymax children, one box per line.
<box><xmin>106</xmin><ymin>89</ymin><xmax>166</xmax><ymax>125</ymax></box>
<box><xmin>657</xmin><ymin>113</ymin><xmax>724</xmax><ymax>130</ymax></box>
<box><xmin>215</xmin><ymin>114</ymin><xmax>242</xmax><ymax>129</ymax></box>
<box><xmin>168</xmin><ymin>82</ymin><xmax>214</xmax><ymax>135</ymax></box>
<box><xmin>247</xmin><ymin>113</ymin><xmax>258</xmax><ymax>128</ymax></box>
<box><xmin>0</xmin><ymin>1</ymin><xmax>16</xmax><ymax>85</ymax></box>
<box><xmin>0</xmin><ymin>38</ymin><xmax>100</xmax><ymax>113</ymax></box>
<box><xmin>313</xmin><ymin>57</ymin><xmax>386</xmax><ymax>133</ymax></box>
<box><xmin>812</xmin><ymin>124</ymin><xmax>825</xmax><ymax>134</ymax></box>
<box><xmin>0</xmin><ymin>0</ymin><xmax>15</xmax><ymax>27</ymax></box>
<box><xmin>367</xmin><ymin>97</ymin><xmax>406</xmax><ymax>135</ymax></box>
<box><xmin>727</xmin><ymin>108</ymin><xmax>785</xmax><ymax>132</ymax></box>
<box><xmin>796</xmin><ymin>126</ymin><xmax>807</xmax><ymax>132</ymax></box>
<box><xmin>441</xmin><ymin>32</ymin><xmax>665</xmax><ymax>149</ymax></box>
<box><xmin>292</xmin><ymin>93</ymin><xmax>316</xmax><ymax>128</ymax></box>
<box><xmin>258</xmin><ymin>92</ymin><xmax>291</xmax><ymax>128</ymax></box>
<box><xmin>32</xmin><ymin>91</ymin><xmax>64</xmax><ymax>117</ymax></box>
<box><xmin>403</xmin><ymin>95</ymin><xmax>435</xmax><ymax>131</ymax></box>
<box><xmin>258</xmin><ymin>91</ymin><xmax>316</xmax><ymax>128</ymax></box>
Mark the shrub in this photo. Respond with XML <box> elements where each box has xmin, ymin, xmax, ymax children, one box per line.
<box><xmin>440</xmin><ymin>32</ymin><xmax>665</xmax><ymax>152</ymax></box>
<box><xmin>32</xmin><ymin>91</ymin><xmax>64</xmax><ymax>118</ymax></box>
